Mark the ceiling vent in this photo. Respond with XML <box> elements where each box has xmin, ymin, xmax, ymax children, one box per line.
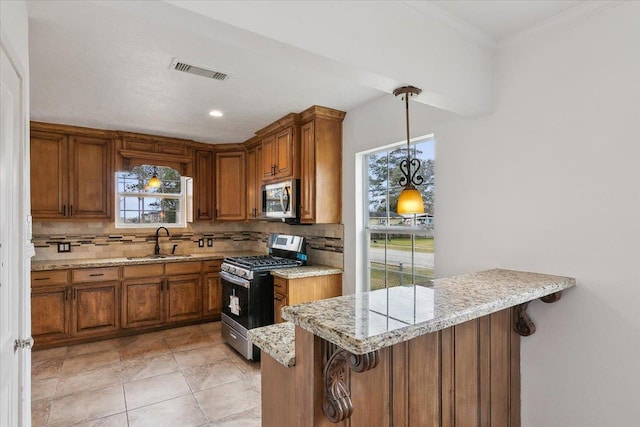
<box><xmin>170</xmin><ymin>58</ymin><xmax>231</xmax><ymax>81</ymax></box>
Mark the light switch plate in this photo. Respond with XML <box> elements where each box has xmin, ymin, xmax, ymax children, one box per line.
<box><xmin>207</xmin><ymin>238</ymin><xmax>213</xmax><ymax>247</ymax></box>
<box><xmin>198</xmin><ymin>239</ymin><xmax>204</xmax><ymax>248</ymax></box>
<box><xmin>57</xmin><ymin>242</ymin><xmax>71</xmax><ymax>253</ymax></box>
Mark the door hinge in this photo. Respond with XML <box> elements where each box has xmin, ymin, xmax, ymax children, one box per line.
<box><xmin>14</xmin><ymin>337</ymin><xmax>34</xmax><ymax>351</ymax></box>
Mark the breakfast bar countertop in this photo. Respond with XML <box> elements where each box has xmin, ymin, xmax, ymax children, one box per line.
<box><xmin>282</xmin><ymin>268</ymin><xmax>576</xmax><ymax>355</ymax></box>
<box><xmin>248</xmin><ymin>322</ymin><xmax>296</xmax><ymax>367</ymax></box>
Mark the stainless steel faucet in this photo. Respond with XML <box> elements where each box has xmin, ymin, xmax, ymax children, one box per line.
<box><xmin>154</xmin><ymin>226</ymin><xmax>170</xmax><ymax>255</ymax></box>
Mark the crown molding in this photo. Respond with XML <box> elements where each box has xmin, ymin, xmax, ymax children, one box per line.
<box><xmin>500</xmin><ymin>1</ymin><xmax>624</xmax><ymax>49</ymax></box>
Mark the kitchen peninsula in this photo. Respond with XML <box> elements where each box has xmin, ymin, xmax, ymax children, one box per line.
<box><xmin>249</xmin><ymin>268</ymin><xmax>575</xmax><ymax>427</ymax></box>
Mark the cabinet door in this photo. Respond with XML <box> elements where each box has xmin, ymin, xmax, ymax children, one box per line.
<box><xmin>275</xmin><ymin>127</ymin><xmax>293</xmax><ymax>178</ymax></box>
<box><xmin>31</xmin><ymin>285</ymin><xmax>70</xmax><ymax>342</ymax></box>
<box><xmin>68</xmin><ymin>135</ymin><xmax>113</xmax><ymax>219</ymax></box>
<box><xmin>30</xmin><ymin>131</ymin><xmax>69</xmax><ymax>219</ymax></box>
<box><xmin>300</xmin><ymin>121</ymin><xmax>315</xmax><ymax>222</ymax></box>
<box><xmin>195</xmin><ymin>150</ymin><xmax>214</xmax><ymax>220</ymax></box>
<box><xmin>71</xmin><ymin>281</ymin><xmax>120</xmax><ymax>337</ymax></box>
<box><xmin>166</xmin><ymin>274</ymin><xmax>202</xmax><ymax>323</ymax></box>
<box><xmin>122</xmin><ymin>279</ymin><xmax>164</xmax><ymax>328</ymax></box>
<box><xmin>203</xmin><ymin>273</ymin><xmax>221</xmax><ymax>318</ymax></box>
<box><xmin>215</xmin><ymin>150</ymin><xmax>246</xmax><ymax>221</ymax></box>
<box><xmin>274</xmin><ymin>292</ymin><xmax>287</xmax><ymax>324</ymax></box>
<box><xmin>246</xmin><ymin>145</ymin><xmax>263</xmax><ymax>219</ymax></box>
<box><xmin>262</xmin><ymin>134</ymin><xmax>276</xmax><ymax>179</ymax></box>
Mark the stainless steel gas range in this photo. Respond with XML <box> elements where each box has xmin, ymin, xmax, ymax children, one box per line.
<box><xmin>220</xmin><ymin>234</ymin><xmax>306</xmax><ymax>360</ymax></box>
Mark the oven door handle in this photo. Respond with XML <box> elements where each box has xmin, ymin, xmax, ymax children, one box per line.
<box><xmin>220</xmin><ymin>271</ymin><xmax>250</xmax><ymax>288</ymax></box>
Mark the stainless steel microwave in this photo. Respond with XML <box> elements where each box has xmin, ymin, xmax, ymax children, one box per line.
<box><xmin>262</xmin><ymin>179</ymin><xmax>298</xmax><ymax>220</ymax></box>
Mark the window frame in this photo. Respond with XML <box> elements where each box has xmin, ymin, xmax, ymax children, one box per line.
<box><xmin>114</xmin><ymin>169</ymin><xmax>192</xmax><ymax>229</ymax></box>
<box><xmin>363</xmin><ymin>135</ymin><xmax>435</xmax><ymax>291</ymax></box>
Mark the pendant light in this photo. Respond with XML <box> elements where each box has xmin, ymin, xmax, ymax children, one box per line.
<box><xmin>394</xmin><ymin>85</ymin><xmax>425</xmax><ymax>215</ymax></box>
<box><xmin>147</xmin><ymin>166</ymin><xmax>162</xmax><ymax>188</ymax></box>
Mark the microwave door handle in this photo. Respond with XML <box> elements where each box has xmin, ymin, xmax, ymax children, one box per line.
<box><xmin>283</xmin><ymin>186</ymin><xmax>291</xmax><ymax>212</ymax></box>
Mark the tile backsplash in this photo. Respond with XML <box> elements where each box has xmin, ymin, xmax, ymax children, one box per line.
<box><xmin>32</xmin><ymin>221</ymin><xmax>343</xmax><ymax>268</ymax></box>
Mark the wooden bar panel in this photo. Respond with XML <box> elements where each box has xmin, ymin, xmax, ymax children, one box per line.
<box><xmin>350</xmin><ymin>347</ymin><xmax>390</xmax><ymax>427</ymax></box>
<box><xmin>391</xmin><ymin>341</ymin><xmax>409</xmax><ymax>427</ymax></box>
<box><xmin>408</xmin><ymin>332</ymin><xmax>441</xmax><ymax>427</ymax></box>
<box><xmin>453</xmin><ymin>319</ymin><xmax>480</xmax><ymax>427</ymax></box>
<box><xmin>261</xmin><ymin>354</ymin><xmax>296</xmax><ymax>427</ymax></box>
<box><xmin>490</xmin><ymin>309</ymin><xmax>512</xmax><ymax>426</ymax></box>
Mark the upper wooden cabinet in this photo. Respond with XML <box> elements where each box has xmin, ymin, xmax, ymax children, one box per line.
<box><xmin>258</xmin><ymin>113</ymin><xmax>300</xmax><ymax>182</ymax></box>
<box><xmin>194</xmin><ymin>149</ymin><xmax>214</xmax><ymax>221</ymax></box>
<box><xmin>215</xmin><ymin>148</ymin><xmax>246</xmax><ymax>221</ymax></box>
<box><xmin>246</xmin><ymin>138</ymin><xmax>262</xmax><ymax>220</ymax></box>
<box><xmin>299</xmin><ymin>107</ymin><xmax>346</xmax><ymax>224</ymax></box>
<box><xmin>30</xmin><ymin>122</ymin><xmax>113</xmax><ymax>220</ymax></box>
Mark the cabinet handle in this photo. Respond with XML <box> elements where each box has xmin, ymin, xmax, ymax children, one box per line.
<box><xmin>63</xmin><ymin>205</ymin><xmax>67</xmax><ymax>217</ymax></box>
<box><xmin>165</xmin><ymin>280</ymin><xmax>170</xmax><ymax>291</ymax></box>
<box><xmin>198</xmin><ymin>208</ymin><xmax>201</xmax><ymax>217</ymax></box>
<box><xmin>216</xmin><ymin>209</ymin><xmax>219</xmax><ymax>218</ymax></box>
<box><xmin>65</xmin><ymin>288</ymin><xmax>70</xmax><ymax>301</ymax></box>
<box><xmin>70</xmin><ymin>205</ymin><xmax>73</xmax><ymax>217</ymax></box>
<box><xmin>89</xmin><ymin>273</ymin><xmax>103</xmax><ymax>277</ymax></box>
<box><xmin>73</xmin><ymin>288</ymin><xmax>77</xmax><ymax>300</ymax></box>
<box><xmin>34</xmin><ymin>277</ymin><xmax>49</xmax><ymax>281</ymax></box>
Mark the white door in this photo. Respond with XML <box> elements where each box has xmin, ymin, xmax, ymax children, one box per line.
<box><xmin>1</xmin><ymin>45</ymin><xmax>28</xmax><ymax>427</ymax></box>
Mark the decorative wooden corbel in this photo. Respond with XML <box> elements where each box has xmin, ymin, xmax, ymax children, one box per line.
<box><xmin>322</xmin><ymin>345</ymin><xmax>379</xmax><ymax>423</ymax></box>
<box><xmin>513</xmin><ymin>292</ymin><xmax>563</xmax><ymax>337</ymax></box>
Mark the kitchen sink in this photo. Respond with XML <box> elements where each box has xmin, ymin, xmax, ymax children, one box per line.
<box><xmin>126</xmin><ymin>254</ymin><xmax>193</xmax><ymax>260</ymax></box>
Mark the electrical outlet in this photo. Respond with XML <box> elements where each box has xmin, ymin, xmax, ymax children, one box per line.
<box><xmin>57</xmin><ymin>242</ymin><xmax>71</xmax><ymax>253</ymax></box>
<box><xmin>198</xmin><ymin>239</ymin><xmax>204</xmax><ymax>248</ymax></box>
<box><xmin>207</xmin><ymin>238</ymin><xmax>213</xmax><ymax>247</ymax></box>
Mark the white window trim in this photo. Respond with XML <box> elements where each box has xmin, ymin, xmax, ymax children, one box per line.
<box><xmin>115</xmin><ymin>174</ymin><xmax>192</xmax><ymax>229</ymax></box>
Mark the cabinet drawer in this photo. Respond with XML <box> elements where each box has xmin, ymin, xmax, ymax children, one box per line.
<box><xmin>165</xmin><ymin>261</ymin><xmax>202</xmax><ymax>275</ymax></box>
<box><xmin>123</xmin><ymin>263</ymin><xmax>164</xmax><ymax>278</ymax></box>
<box><xmin>31</xmin><ymin>270</ymin><xmax>69</xmax><ymax>286</ymax></box>
<box><xmin>273</xmin><ymin>277</ymin><xmax>288</xmax><ymax>294</ymax></box>
<box><xmin>203</xmin><ymin>260</ymin><xmax>222</xmax><ymax>274</ymax></box>
<box><xmin>72</xmin><ymin>267</ymin><xmax>119</xmax><ymax>283</ymax></box>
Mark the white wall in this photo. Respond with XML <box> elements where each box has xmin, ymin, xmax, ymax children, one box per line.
<box><xmin>343</xmin><ymin>2</ymin><xmax>640</xmax><ymax>425</ymax></box>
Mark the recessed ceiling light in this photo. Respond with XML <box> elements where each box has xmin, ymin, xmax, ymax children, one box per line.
<box><xmin>209</xmin><ymin>110</ymin><xmax>223</xmax><ymax>117</ymax></box>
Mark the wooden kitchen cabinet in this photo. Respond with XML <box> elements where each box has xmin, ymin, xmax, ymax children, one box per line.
<box><xmin>32</xmin><ymin>267</ymin><xmax>120</xmax><ymax>346</ymax></box>
<box><xmin>215</xmin><ymin>148</ymin><xmax>246</xmax><ymax>221</ymax></box>
<box><xmin>203</xmin><ymin>260</ymin><xmax>222</xmax><ymax>318</ymax></box>
<box><xmin>273</xmin><ymin>273</ymin><xmax>342</xmax><ymax>324</ymax></box>
<box><xmin>246</xmin><ymin>140</ymin><xmax>263</xmax><ymax>219</ymax></box>
<box><xmin>194</xmin><ymin>149</ymin><xmax>214</xmax><ymax>221</ymax></box>
<box><xmin>299</xmin><ymin>107</ymin><xmax>346</xmax><ymax>224</ymax></box>
<box><xmin>31</xmin><ymin>270</ymin><xmax>71</xmax><ymax>344</ymax></box>
<box><xmin>262</xmin><ymin>126</ymin><xmax>296</xmax><ymax>181</ymax></box>
<box><xmin>123</xmin><ymin>261</ymin><xmax>203</xmax><ymax>328</ymax></box>
<box><xmin>30</xmin><ymin>122</ymin><xmax>114</xmax><ymax>220</ymax></box>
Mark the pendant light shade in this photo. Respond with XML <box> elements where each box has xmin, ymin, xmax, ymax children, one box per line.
<box><xmin>147</xmin><ymin>166</ymin><xmax>162</xmax><ymax>188</ymax></box>
<box><xmin>394</xmin><ymin>86</ymin><xmax>425</xmax><ymax>215</ymax></box>
<box><xmin>397</xmin><ymin>186</ymin><xmax>425</xmax><ymax>215</ymax></box>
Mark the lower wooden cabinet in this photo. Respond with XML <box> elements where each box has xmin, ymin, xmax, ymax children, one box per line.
<box><xmin>203</xmin><ymin>272</ymin><xmax>222</xmax><ymax>318</ymax></box>
<box><xmin>71</xmin><ymin>281</ymin><xmax>120</xmax><ymax>336</ymax></box>
<box><xmin>274</xmin><ymin>274</ymin><xmax>342</xmax><ymax>324</ymax></box>
<box><xmin>32</xmin><ymin>268</ymin><xmax>121</xmax><ymax>345</ymax></box>
<box><xmin>121</xmin><ymin>278</ymin><xmax>164</xmax><ymax>328</ymax></box>
<box><xmin>32</xmin><ymin>259</ymin><xmax>222</xmax><ymax>348</ymax></box>
<box><xmin>166</xmin><ymin>274</ymin><xmax>202</xmax><ymax>323</ymax></box>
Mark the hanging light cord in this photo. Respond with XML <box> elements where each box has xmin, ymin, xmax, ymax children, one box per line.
<box><xmin>394</xmin><ymin>86</ymin><xmax>423</xmax><ymax>189</ymax></box>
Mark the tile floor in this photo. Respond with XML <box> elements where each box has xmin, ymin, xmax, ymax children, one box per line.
<box><xmin>31</xmin><ymin>322</ymin><xmax>262</xmax><ymax>427</ymax></box>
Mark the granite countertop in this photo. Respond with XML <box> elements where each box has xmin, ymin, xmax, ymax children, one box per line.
<box><xmin>247</xmin><ymin>322</ymin><xmax>296</xmax><ymax>367</ymax></box>
<box><xmin>282</xmin><ymin>268</ymin><xmax>576</xmax><ymax>355</ymax></box>
<box><xmin>270</xmin><ymin>265</ymin><xmax>343</xmax><ymax>279</ymax></box>
<box><xmin>31</xmin><ymin>251</ymin><xmax>262</xmax><ymax>271</ymax></box>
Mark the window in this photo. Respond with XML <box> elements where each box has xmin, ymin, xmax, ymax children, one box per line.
<box><xmin>365</xmin><ymin>136</ymin><xmax>434</xmax><ymax>290</ymax></box>
<box><xmin>115</xmin><ymin>165</ymin><xmax>192</xmax><ymax>228</ymax></box>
